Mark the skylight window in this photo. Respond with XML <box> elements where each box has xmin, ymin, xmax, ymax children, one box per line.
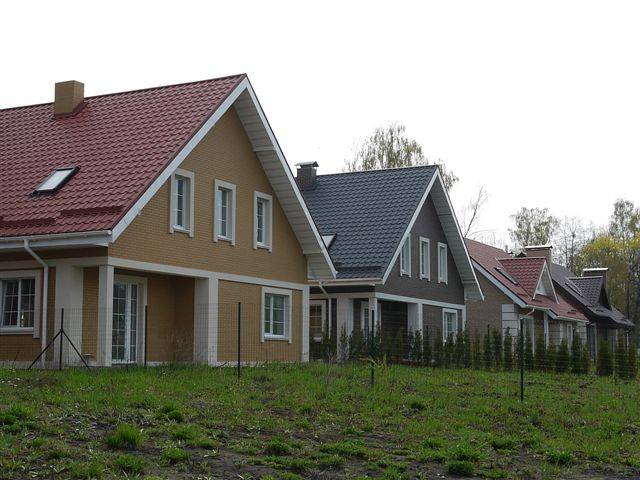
<box><xmin>35</xmin><ymin>167</ymin><xmax>77</xmax><ymax>193</ymax></box>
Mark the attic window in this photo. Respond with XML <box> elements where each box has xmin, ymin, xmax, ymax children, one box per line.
<box><xmin>35</xmin><ymin>167</ymin><xmax>77</xmax><ymax>193</ymax></box>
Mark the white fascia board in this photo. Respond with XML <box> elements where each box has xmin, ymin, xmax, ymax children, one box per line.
<box><xmin>111</xmin><ymin>78</ymin><xmax>249</xmax><ymax>242</ymax></box>
<box><xmin>472</xmin><ymin>259</ymin><xmax>527</xmax><ymax>308</ymax></box>
<box><xmin>537</xmin><ymin>261</ymin><xmax>559</xmax><ymax>303</ymax></box>
<box><xmin>0</xmin><ymin>231</ymin><xmax>112</xmax><ymax>251</ymax></box>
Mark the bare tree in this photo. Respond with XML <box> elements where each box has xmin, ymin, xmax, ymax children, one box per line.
<box><xmin>509</xmin><ymin>207</ymin><xmax>559</xmax><ymax>250</ymax></box>
<box><xmin>460</xmin><ymin>186</ymin><xmax>488</xmax><ymax>239</ymax></box>
<box><xmin>553</xmin><ymin>216</ymin><xmax>592</xmax><ymax>272</ymax></box>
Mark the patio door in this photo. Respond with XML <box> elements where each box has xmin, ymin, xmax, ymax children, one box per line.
<box><xmin>112</xmin><ymin>282</ymin><xmax>140</xmax><ymax>364</ymax></box>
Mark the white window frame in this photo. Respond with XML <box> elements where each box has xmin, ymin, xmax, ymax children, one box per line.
<box><xmin>214</xmin><ymin>179</ymin><xmax>237</xmax><ymax>245</ymax></box>
<box><xmin>0</xmin><ymin>270</ymin><xmax>41</xmax><ymax>336</ymax></box>
<box><xmin>442</xmin><ymin>308</ymin><xmax>460</xmax><ymax>341</ymax></box>
<box><xmin>112</xmin><ymin>274</ymin><xmax>148</xmax><ymax>366</ymax></box>
<box><xmin>169</xmin><ymin>169</ymin><xmax>195</xmax><ymax>237</ymax></box>
<box><xmin>419</xmin><ymin>237</ymin><xmax>430</xmax><ymax>281</ymax></box>
<box><xmin>400</xmin><ymin>236</ymin><xmax>411</xmax><ymax>277</ymax></box>
<box><xmin>437</xmin><ymin>242</ymin><xmax>448</xmax><ymax>284</ymax></box>
<box><xmin>261</xmin><ymin>287</ymin><xmax>292</xmax><ymax>343</ymax></box>
<box><xmin>309</xmin><ymin>300</ymin><xmax>326</xmax><ymax>342</ymax></box>
<box><xmin>253</xmin><ymin>191</ymin><xmax>273</xmax><ymax>251</ymax></box>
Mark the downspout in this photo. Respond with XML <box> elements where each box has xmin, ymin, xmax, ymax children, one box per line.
<box><xmin>23</xmin><ymin>239</ymin><xmax>48</xmax><ymax>363</ymax></box>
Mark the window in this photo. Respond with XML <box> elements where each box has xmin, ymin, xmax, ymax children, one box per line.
<box><xmin>419</xmin><ymin>237</ymin><xmax>430</xmax><ymax>280</ymax></box>
<box><xmin>309</xmin><ymin>300</ymin><xmax>325</xmax><ymax>342</ymax></box>
<box><xmin>170</xmin><ymin>169</ymin><xmax>194</xmax><ymax>236</ymax></box>
<box><xmin>262</xmin><ymin>288</ymin><xmax>291</xmax><ymax>341</ymax></box>
<box><xmin>400</xmin><ymin>236</ymin><xmax>411</xmax><ymax>276</ymax></box>
<box><xmin>254</xmin><ymin>192</ymin><xmax>273</xmax><ymax>250</ymax></box>
<box><xmin>442</xmin><ymin>309</ymin><xmax>459</xmax><ymax>341</ymax></box>
<box><xmin>35</xmin><ymin>167</ymin><xmax>77</xmax><ymax>193</ymax></box>
<box><xmin>438</xmin><ymin>242</ymin><xmax>448</xmax><ymax>283</ymax></box>
<box><xmin>1</xmin><ymin>277</ymin><xmax>36</xmax><ymax>330</ymax></box>
<box><xmin>214</xmin><ymin>180</ymin><xmax>236</xmax><ymax>244</ymax></box>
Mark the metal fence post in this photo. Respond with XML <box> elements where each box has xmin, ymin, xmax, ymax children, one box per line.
<box><xmin>237</xmin><ymin>302</ymin><xmax>241</xmax><ymax>378</ymax></box>
<box><xmin>59</xmin><ymin>308</ymin><xmax>64</xmax><ymax>371</ymax></box>
<box><xmin>519</xmin><ymin>316</ymin><xmax>524</xmax><ymax>402</ymax></box>
<box><xmin>144</xmin><ymin>305</ymin><xmax>148</xmax><ymax>368</ymax></box>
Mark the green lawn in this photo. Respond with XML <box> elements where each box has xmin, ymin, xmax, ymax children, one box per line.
<box><xmin>0</xmin><ymin>363</ymin><xmax>638</xmax><ymax>479</ymax></box>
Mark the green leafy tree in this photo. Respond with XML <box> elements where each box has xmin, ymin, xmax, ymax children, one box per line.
<box><xmin>345</xmin><ymin>123</ymin><xmax>458</xmax><ymax>189</ymax></box>
<box><xmin>503</xmin><ymin>329</ymin><xmax>513</xmax><ymax>371</ymax></box>
<box><xmin>555</xmin><ymin>340</ymin><xmax>570</xmax><ymax>373</ymax></box>
<box><xmin>433</xmin><ymin>331</ymin><xmax>443</xmax><ymax>367</ymax></box>
<box><xmin>534</xmin><ymin>334</ymin><xmax>547</xmax><ymax>371</ymax></box>
<box><xmin>615</xmin><ymin>334</ymin><xmax>628</xmax><ymax>379</ymax></box>
<box><xmin>596</xmin><ymin>340</ymin><xmax>613</xmax><ymax>376</ymax></box>
<box><xmin>509</xmin><ymin>207</ymin><xmax>559</xmax><ymax>249</ymax></box>
<box><xmin>571</xmin><ymin>335</ymin><xmax>584</xmax><ymax>374</ymax></box>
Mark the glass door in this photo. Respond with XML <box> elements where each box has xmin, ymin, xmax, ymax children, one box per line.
<box><xmin>112</xmin><ymin>283</ymin><xmax>139</xmax><ymax>364</ymax></box>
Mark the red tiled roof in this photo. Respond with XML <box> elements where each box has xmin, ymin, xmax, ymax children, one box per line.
<box><xmin>465</xmin><ymin>238</ymin><xmax>586</xmax><ymax>321</ymax></box>
<box><xmin>0</xmin><ymin>74</ymin><xmax>246</xmax><ymax>237</ymax></box>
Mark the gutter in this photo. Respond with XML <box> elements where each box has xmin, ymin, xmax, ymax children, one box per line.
<box><xmin>23</xmin><ymin>239</ymin><xmax>48</xmax><ymax>366</ymax></box>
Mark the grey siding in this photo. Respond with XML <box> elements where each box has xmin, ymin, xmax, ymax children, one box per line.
<box><xmin>422</xmin><ymin>304</ymin><xmax>463</xmax><ymax>339</ymax></box>
<box><xmin>378</xmin><ymin>196</ymin><xmax>464</xmax><ymax>305</ymax></box>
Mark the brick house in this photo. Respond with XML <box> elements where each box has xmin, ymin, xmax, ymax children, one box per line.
<box><xmin>296</xmin><ymin>162</ymin><xmax>483</xmax><ymax>352</ymax></box>
<box><xmin>465</xmin><ymin>240</ymin><xmax>587</xmax><ymax>347</ymax></box>
<box><xmin>0</xmin><ymin>75</ymin><xmax>335</xmax><ymax>367</ymax></box>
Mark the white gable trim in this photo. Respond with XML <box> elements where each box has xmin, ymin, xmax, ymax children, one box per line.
<box><xmin>108</xmin><ymin>78</ymin><xmax>335</xmax><ymax>278</ymax></box>
<box><xmin>533</xmin><ymin>261</ymin><xmax>559</xmax><ymax>303</ymax></box>
<box><xmin>381</xmin><ymin>169</ymin><xmax>483</xmax><ymax>300</ymax></box>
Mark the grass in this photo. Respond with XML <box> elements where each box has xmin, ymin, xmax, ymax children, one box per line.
<box><xmin>0</xmin><ymin>363</ymin><xmax>638</xmax><ymax>478</ymax></box>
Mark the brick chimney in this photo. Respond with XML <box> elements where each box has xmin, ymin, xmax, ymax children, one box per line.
<box><xmin>524</xmin><ymin>245</ymin><xmax>552</xmax><ymax>265</ymax></box>
<box><xmin>54</xmin><ymin>80</ymin><xmax>85</xmax><ymax>116</ymax></box>
<box><xmin>295</xmin><ymin>161</ymin><xmax>319</xmax><ymax>190</ymax></box>
<box><xmin>583</xmin><ymin>267</ymin><xmax>608</xmax><ymax>287</ymax></box>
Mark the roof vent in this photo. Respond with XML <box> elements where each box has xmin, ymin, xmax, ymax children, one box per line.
<box><xmin>295</xmin><ymin>161</ymin><xmax>318</xmax><ymax>190</ymax></box>
<box><xmin>54</xmin><ymin>80</ymin><xmax>85</xmax><ymax>116</ymax></box>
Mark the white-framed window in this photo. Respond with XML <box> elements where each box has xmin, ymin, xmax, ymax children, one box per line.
<box><xmin>0</xmin><ymin>270</ymin><xmax>41</xmax><ymax>334</ymax></box>
<box><xmin>419</xmin><ymin>237</ymin><xmax>430</xmax><ymax>280</ymax></box>
<box><xmin>400</xmin><ymin>236</ymin><xmax>411</xmax><ymax>276</ymax></box>
<box><xmin>254</xmin><ymin>191</ymin><xmax>273</xmax><ymax>251</ymax></box>
<box><xmin>214</xmin><ymin>179</ymin><xmax>236</xmax><ymax>244</ymax></box>
<box><xmin>309</xmin><ymin>300</ymin><xmax>325</xmax><ymax>342</ymax></box>
<box><xmin>442</xmin><ymin>308</ymin><xmax>460</xmax><ymax>341</ymax></box>
<box><xmin>170</xmin><ymin>169</ymin><xmax>194</xmax><ymax>237</ymax></box>
<box><xmin>261</xmin><ymin>287</ymin><xmax>292</xmax><ymax>342</ymax></box>
<box><xmin>437</xmin><ymin>242</ymin><xmax>448</xmax><ymax>284</ymax></box>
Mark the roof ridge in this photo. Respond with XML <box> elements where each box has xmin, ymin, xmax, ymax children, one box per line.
<box><xmin>316</xmin><ymin>165</ymin><xmax>438</xmax><ymax>178</ymax></box>
<box><xmin>0</xmin><ymin>73</ymin><xmax>247</xmax><ymax>113</ymax></box>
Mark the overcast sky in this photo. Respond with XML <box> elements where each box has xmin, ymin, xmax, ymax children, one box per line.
<box><xmin>2</xmin><ymin>1</ymin><xmax>639</xmax><ymax>245</ymax></box>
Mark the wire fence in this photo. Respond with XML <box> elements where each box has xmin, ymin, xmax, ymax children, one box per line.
<box><xmin>0</xmin><ymin>304</ymin><xmax>637</xmax><ymax>402</ymax></box>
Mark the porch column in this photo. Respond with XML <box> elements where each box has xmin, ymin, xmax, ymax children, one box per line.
<box><xmin>368</xmin><ymin>297</ymin><xmax>379</xmax><ymax>333</ymax></box>
<box><xmin>301</xmin><ymin>286</ymin><xmax>310</xmax><ymax>362</ymax></box>
<box><xmin>53</xmin><ymin>264</ymin><xmax>84</xmax><ymax>366</ymax></box>
<box><xmin>96</xmin><ymin>265</ymin><xmax>114</xmax><ymax>367</ymax></box>
<box><xmin>407</xmin><ymin>303</ymin><xmax>423</xmax><ymax>334</ymax></box>
<box><xmin>336</xmin><ymin>297</ymin><xmax>353</xmax><ymax>338</ymax></box>
<box><xmin>193</xmin><ymin>276</ymin><xmax>218</xmax><ymax>365</ymax></box>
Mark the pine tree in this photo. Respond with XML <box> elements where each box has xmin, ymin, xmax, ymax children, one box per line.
<box><xmin>525</xmin><ymin>332</ymin><xmax>534</xmax><ymax>371</ymax></box>
<box><xmin>433</xmin><ymin>330</ymin><xmax>443</xmax><ymax>367</ymax></box>
<box><xmin>581</xmin><ymin>344</ymin><xmax>590</xmax><ymax>375</ymax></box>
<box><xmin>455</xmin><ymin>331</ymin><xmax>465</xmax><ymax>368</ymax></box>
<box><xmin>338</xmin><ymin>326</ymin><xmax>349</xmax><ymax>362</ymax></box>
<box><xmin>483</xmin><ymin>331</ymin><xmax>492</xmax><ymax>370</ymax></box>
<box><xmin>546</xmin><ymin>344</ymin><xmax>557</xmax><ymax>373</ymax></box>
<box><xmin>571</xmin><ymin>335</ymin><xmax>583</xmax><ymax>374</ymax></box>
<box><xmin>615</xmin><ymin>334</ymin><xmax>628</xmax><ymax>379</ymax></box>
<box><xmin>422</xmin><ymin>328</ymin><xmax>432</xmax><ymax>366</ymax></box>
<box><xmin>555</xmin><ymin>339</ymin><xmax>570</xmax><ymax>373</ymax></box>
<box><xmin>503</xmin><ymin>329</ymin><xmax>513</xmax><ymax>371</ymax></box>
<box><xmin>444</xmin><ymin>333</ymin><xmax>455</xmax><ymax>368</ymax></box>
<box><xmin>492</xmin><ymin>328</ymin><xmax>503</xmax><ymax>370</ymax></box>
<box><xmin>534</xmin><ymin>333</ymin><xmax>547</xmax><ymax>371</ymax></box>
<box><xmin>596</xmin><ymin>340</ymin><xmax>613</xmax><ymax>376</ymax></box>
<box><xmin>462</xmin><ymin>329</ymin><xmax>472</xmax><ymax>368</ymax></box>
<box><xmin>472</xmin><ymin>332</ymin><xmax>481</xmax><ymax>369</ymax></box>
<box><xmin>627</xmin><ymin>339</ymin><xmax>637</xmax><ymax>379</ymax></box>
<box><xmin>409</xmin><ymin>330</ymin><xmax>422</xmax><ymax>364</ymax></box>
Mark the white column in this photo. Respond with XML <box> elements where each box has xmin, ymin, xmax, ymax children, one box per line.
<box><xmin>336</xmin><ymin>297</ymin><xmax>353</xmax><ymax>337</ymax></box>
<box><xmin>193</xmin><ymin>276</ymin><xmax>218</xmax><ymax>365</ymax></box>
<box><xmin>96</xmin><ymin>265</ymin><xmax>114</xmax><ymax>367</ymax></box>
<box><xmin>301</xmin><ymin>286</ymin><xmax>310</xmax><ymax>362</ymax></box>
<box><xmin>53</xmin><ymin>264</ymin><xmax>84</xmax><ymax>366</ymax></box>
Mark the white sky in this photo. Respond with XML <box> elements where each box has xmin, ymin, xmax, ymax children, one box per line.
<box><xmin>2</xmin><ymin>1</ymin><xmax>639</xmax><ymax>245</ymax></box>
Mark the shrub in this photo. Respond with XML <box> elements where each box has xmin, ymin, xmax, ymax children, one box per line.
<box><xmin>555</xmin><ymin>339</ymin><xmax>570</xmax><ymax>373</ymax></box>
<box><xmin>162</xmin><ymin>446</ymin><xmax>190</xmax><ymax>464</ymax></box>
<box><xmin>503</xmin><ymin>329</ymin><xmax>513</xmax><ymax>371</ymax></box>
<box><xmin>106</xmin><ymin>424</ymin><xmax>142</xmax><ymax>450</ymax></box>
<box><xmin>571</xmin><ymin>335</ymin><xmax>584</xmax><ymax>374</ymax></box>
<box><xmin>446</xmin><ymin>460</ymin><xmax>474</xmax><ymax>476</ymax></box>
<box><xmin>597</xmin><ymin>340</ymin><xmax>613</xmax><ymax>376</ymax></box>
<box><xmin>116</xmin><ymin>454</ymin><xmax>145</xmax><ymax>475</ymax></box>
<box><xmin>615</xmin><ymin>334</ymin><xmax>628</xmax><ymax>378</ymax></box>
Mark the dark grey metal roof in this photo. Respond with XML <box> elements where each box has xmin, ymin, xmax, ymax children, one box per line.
<box><xmin>550</xmin><ymin>263</ymin><xmax>634</xmax><ymax>328</ymax></box>
<box><xmin>300</xmin><ymin>166</ymin><xmax>437</xmax><ymax>279</ymax></box>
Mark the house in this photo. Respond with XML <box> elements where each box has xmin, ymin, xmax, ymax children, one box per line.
<box><xmin>465</xmin><ymin>240</ymin><xmax>587</xmax><ymax>347</ymax></box>
<box><xmin>550</xmin><ymin>262</ymin><xmax>634</xmax><ymax>357</ymax></box>
<box><xmin>296</xmin><ymin>162</ymin><xmax>483</xmax><ymax>355</ymax></box>
<box><xmin>0</xmin><ymin>75</ymin><xmax>335</xmax><ymax>367</ymax></box>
